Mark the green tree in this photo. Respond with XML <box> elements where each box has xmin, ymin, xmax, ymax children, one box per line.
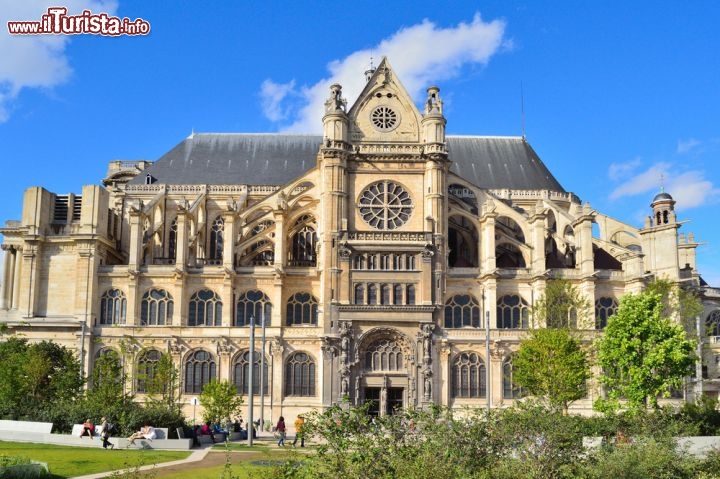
<box><xmin>596</xmin><ymin>290</ymin><xmax>696</xmax><ymax>410</ymax></box>
<box><xmin>199</xmin><ymin>380</ymin><xmax>243</xmax><ymax>425</ymax></box>
<box><xmin>87</xmin><ymin>350</ymin><xmax>129</xmax><ymax>410</ymax></box>
<box><xmin>143</xmin><ymin>352</ymin><xmax>180</xmax><ymax>411</ymax></box>
<box><xmin>532</xmin><ymin>279</ymin><xmax>590</xmax><ymax>328</ymax></box>
<box><xmin>513</xmin><ymin>328</ymin><xmax>590</xmax><ymax>413</ymax></box>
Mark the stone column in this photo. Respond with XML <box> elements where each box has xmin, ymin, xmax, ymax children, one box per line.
<box><xmin>11</xmin><ymin>247</ymin><xmax>21</xmax><ymax>310</ymax></box>
<box><xmin>0</xmin><ymin>246</ymin><xmax>13</xmax><ymax>309</ymax></box>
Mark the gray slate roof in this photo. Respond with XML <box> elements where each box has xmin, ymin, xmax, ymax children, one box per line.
<box><xmin>130</xmin><ymin>133</ymin><xmax>565</xmax><ymax>192</ymax></box>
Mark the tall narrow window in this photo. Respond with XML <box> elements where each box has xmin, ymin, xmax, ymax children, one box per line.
<box><xmin>364</xmin><ymin>339</ymin><xmax>404</xmax><ymax>372</ymax></box>
<box><xmin>235</xmin><ymin>290</ymin><xmax>272</xmax><ymax>327</ymax></box>
<box><xmin>184</xmin><ymin>350</ymin><xmax>216</xmax><ymax>394</ymax></box>
<box><xmin>168</xmin><ymin>217</ymin><xmax>178</xmax><ymax>261</ymax></box>
<box><xmin>368</xmin><ymin>284</ymin><xmax>378</xmax><ymax>305</ymax></box>
<box><xmin>188</xmin><ymin>289</ymin><xmax>222</xmax><ymax>326</ymax></box>
<box><xmin>136</xmin><ymin>349</ymin><xmax>163</xmax><ymax>394</ymax></box>
<box><xmin>503</xmin><ymin>357</ymin><xmax>523</xmax><ymax>399</ymax></box>
<box><xmin>452</xmin><ymin>352</ymin><xmax>486</xmax><ymax>398</ymax></box>
<box><xmin>406</xmin><ymin>285</ymin><xmax>416</xmax><ymax>305</ymax></box>
<box><xmin>100</xmin><ymin>289</ymin><xmax>126</xmax><ymax>325</ymax></box>
<box><xmin>289</xmin><ymin>216</ymin><xmax>317</xmax><ymax>266</ymax></box>
<box><xmin>232</xmin><ymin>350</ymin><xmax>268</xmax><ymax>394</ymax></box>
<box><xmin>393</xmin><ymin>284</ymin><xmax>403</xmax><ymax>305</ymax></box>
<box><xmin>209</xmin><ymin>216</ymin><xmax>224</xmax><ymax>261</ymax></box>
<box><xmin>354</xmin><ymin>284</ymin><xmax>365</xmax><ymax>305</ymax></box>
<box><xmin>285</xmin><ymin>352</ymin><xmax>316</xmax><ymax>396</ymax></box>
<box><xmin>140</xmin><ymin>289</ymin><xmax>173</xmax><ymax>326</ymax></box>
<box><xmin>286</xmin><ymin>292</ymin><xmax>318</xmax><ymax>326</ymax></box>
<box><xmin>381</xmin><ymin>284</ymin><xmax>391</xmax><ymax>305</ymax></box>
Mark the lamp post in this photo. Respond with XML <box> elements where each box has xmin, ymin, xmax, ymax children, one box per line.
<box><xmin>247</xmin><ymin>315</ymin><xmax>255</xmax><ymax>446</ymax></box>
<box><xmin>259</xmin><ymin>307</ymin><xmax>267</xmax><ymax>432</ymax></box>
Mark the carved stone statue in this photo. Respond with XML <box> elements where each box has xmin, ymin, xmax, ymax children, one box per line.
<box><xmin>324</xmin><ymin>83</ymin><xmax>347</xmax><ymax>113</ymax></box>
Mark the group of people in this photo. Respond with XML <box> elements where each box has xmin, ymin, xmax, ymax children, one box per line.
<box><xmin>274</xmin><ymin>415</ymin><xmax>305</xmax><ymax>447</ymax></box>
<box><xmin>78</xmin><ymin>417</ymin><xmax>116</xmax><ymax>449</ymax></box>
<box><xmin>78</xmin><ymin>417</ymin><xmax>156</xmax><ymax>449</ymax></box>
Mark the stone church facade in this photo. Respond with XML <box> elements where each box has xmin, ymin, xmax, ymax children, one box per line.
<box><xmin>2</xmin><ymin>59</ymin><xmax>719</xmax><ymax>421</ymax></box>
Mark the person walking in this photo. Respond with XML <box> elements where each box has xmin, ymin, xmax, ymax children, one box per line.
<box><xmin>275</xmin><ymin>416</ymin><xmax>286</xmax><ymax>447</ymax></box>
<box><xmin>100</xmin><ymin>417</ymin><xmax>114</xmax><ymax>449</ymax></box>
<box><xmin>292</xmin><ymin>415</ymin><xmax>305</xmax><ymax>447</ymax></box>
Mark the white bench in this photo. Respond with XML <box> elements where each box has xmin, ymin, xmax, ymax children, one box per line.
<box><xmin>71</xmin><ymin>424</ymin><xmax>101</xmax><ymax>439</ymax></box>
<box><xmin>0</xmin><ymin>420</ymin><xmax>53</xmax><ymax>434</ymax></box>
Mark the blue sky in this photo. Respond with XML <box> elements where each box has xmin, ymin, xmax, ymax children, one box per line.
<box><xmin>1</xmin><ymin>0</ymin><xmax>719</xmax><ymax>285</ymax></box>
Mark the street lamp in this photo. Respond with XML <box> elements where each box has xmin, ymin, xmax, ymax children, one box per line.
<box><xmin>247</xmin><ymin>315</ymin><xmax>255</xmax><ymax>446</ymax></box>
<box><xmin>259</xmin><ymin>306</ymin><xmax>267</xmax><ymax>433</ymax></box>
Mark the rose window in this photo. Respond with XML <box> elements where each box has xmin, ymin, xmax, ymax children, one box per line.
<box><xmin>370</xmin><ymin>106</ymin><xmax>398</xmax><ymax>131</ymax></box>
<box><xmin>358</xmin><ymin>181</ymin><xmax>413</xmax><ymax>230</ymax></box>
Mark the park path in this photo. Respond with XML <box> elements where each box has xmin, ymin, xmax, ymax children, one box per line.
<box><xmin>70</xmin><ymin>445</ymin><xmax>213</xmax><ymax>479</ymax></box>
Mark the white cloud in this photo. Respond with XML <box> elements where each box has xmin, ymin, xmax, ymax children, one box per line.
<box><xmin>608</xmin><ymin>157</ymin><xmax>642</xmax><ymax>182</ymax></box>
<box><xmin>677</xmin><ymin>138</ymin><xmax>701</xmax><ymax>154</ymax></box>
<box><xmin>609</xmin><ymin>162</ymin><xmax>720</xmax><ymax>210</ymax></box>
<box><xmin>260</xmin><ymin>79</ymin><xmax>296</xmax><ymax>122</ymax></box>
<box><xmin>609</xmin><ymin>162</ymin><xmax>670</xmax><ymax>200</ymax></box>
<box><xmin>0</xmin><ymin>0</ymin><xmax>118</xmax><ymax>122</ymax></box>
<box><xmin>260</xmin><ymin>13</ymin><xmax>507</xmax><ymax>133</ymax></box>
<box><xmin>665</xmin><ymin>171</ymin><xmax>720</xmax><ymax>209</ymax></box>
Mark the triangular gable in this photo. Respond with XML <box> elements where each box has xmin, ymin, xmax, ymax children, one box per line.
<box><xmin>347</xmin><ymin>58</ymin><xmax>423</xmax><ymax>144</ymax></box>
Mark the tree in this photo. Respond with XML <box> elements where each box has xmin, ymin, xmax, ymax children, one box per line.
<box><xmin>199</xmin><ymin>380</ymin><xmax>243</xmax><ymax>425</ymax></box>
<box><xmin>143</xmin><ymin>352</ymin><xmax>181</xmax><ymax>411</ymax></box>
<box><xmin>86</xmin><ymin>350</ymin><xmax>128</xmax><ymax>410</ymax></box>
<box><xmin>596</xmin><ymin>290</ymin><xmax>696</xmax><ymax>410</ymax></box>
<box><xmin>513</xmin><ymin>328</ymin><xmax>590</xmax><ymax>413</ymax></box>
<box><xmin>532</xmin><ymin>279</ymin><xmax>590</xmax><ymax>328</ymax></box>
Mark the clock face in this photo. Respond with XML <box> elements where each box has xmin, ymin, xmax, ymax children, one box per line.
<box><xmin>370</xmin><ymin>106</ymin><xmax>399</xmax><ymax>132</ymax></box>
<box><xmin>358</xmin><ymin>180</ymin><xmax>413</xmax><ymax>230</ymax></box>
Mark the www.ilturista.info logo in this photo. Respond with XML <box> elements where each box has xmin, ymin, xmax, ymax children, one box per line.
<box><xmin>7</xmin><ymin>7</ymin><xmax>150</xmax><ymax>36</ymax></box>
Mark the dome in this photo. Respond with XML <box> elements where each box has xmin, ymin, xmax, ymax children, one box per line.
<box><xmin>652</xmin><ymin>191</ymin><xmax>673</xmax><ymax>203</ymax></box>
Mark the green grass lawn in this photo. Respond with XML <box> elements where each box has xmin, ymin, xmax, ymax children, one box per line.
<box><xmin>0</xmin><ymin>441</ymin><xmax>190</xmax><ymax>478</ymax></box>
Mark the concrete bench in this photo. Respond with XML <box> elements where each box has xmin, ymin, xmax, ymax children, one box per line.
<box><xmin>71</xmin><ymin>424</ymin><xmax>101</xmax><ymax>439</ymax></box>
<box><xmin>0</xmin><ymin>420</ymin><xmax>53</xmax><ymax>434</ymax></box>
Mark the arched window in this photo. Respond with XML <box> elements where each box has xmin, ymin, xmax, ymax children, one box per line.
<box><xmin>100</xmin><ymin>289</ymin><xmax>126</xmax><ymax>325</ymax></box>
<box><xmin>285</xmin><ymin>352</ymin><xmax>316</xmax><ymax>396</ymax></box>
<box><xmin>444</xmin><ymin>294</ymin><xmax>481</xmax><ymax>328</ymax></box>
<box><xmin>209</xmin><ymin>216</ymin><xmax>224</xmax><ymax>260</ymax></box>
<box><xmin>184</xmin><ymin>350</ymin><xmax>216</xmax><ymax>394</ymax></box>
<box><xmin>286</xmin><ymin>292</ymin><xmax>318</xmax><ymax>326</ymax></box>
<box><xmin>141</xmin><ymin>289</ymin><xmax>173</xmax><ymax>326</ymax></box>
<box><xmin>503</xmin><ymin>357</ymin><xmax>523</xmax><ymax>399</ymax></box>
<box><xmin>168</xmin><ymin>217</ymin><xmax>178</xmax><ymax>261</ymax></box>
<box><xmin>368</xmin><ymin>284</ymin><xmax>378</xmax><ymax>305</ymax></box>
<box><xmin>188</xmin><ymin>289</ymin><xmax>222</xmax><ymax>327</ymax></box>
<box><xmin>365</xmin><ymin>339</ymin><xmax>404</xmax><ymax>372</ymax></box>
<box><xmin>136</xmin><ymin>349</ymin><xmax>163</xmax><ymax>394</ymax></box>
<box><xmin>393</xmin><ymin>284</ymin><xmax>403</xmax><ymax>305</ymax></box>
<box><xmin>381</xmin><ymin>284</ymin><xmax>391</xmax><ymax>305</ymax></box>
<box><xmin>235</xmin><ymin>290</ymin><xmax>272</xmax><ymax>327</ymax></box>
<box><xmin>595</xmin><ymin>297</ymin><xmax>618</xmax><ymax>330</ymax></box>
<box><xmin>232</xmin><ymin>350</ymin><xmax>268</xmax><ymax>395</ymax></box>
<box><xmin>354</xmin><ymin>284</ymin><xmax>365</xmax><ymax>305</ymax></box>
<box><xmin>707</xmin><ymin>310</ymin><xmax>720</xmax><ymax>337</ymax></box>
<box><xmin>496</xmin><ymin>295</ymin><xmax>529</xmax><ymax>329</ymax></box>
<box><xmin>406</xmin><ymin>285</ymin><xmax>416</xmax><ymax>305</ymax></box>
<box><xmin>452</xmin><ymin>352</ymin><xmax>486</xmax><ymax>398</ymax></box>
<box><xmin>289</xmin><ymin>216</ymin><xmax>317</xmax><ymax>266</ymax></box>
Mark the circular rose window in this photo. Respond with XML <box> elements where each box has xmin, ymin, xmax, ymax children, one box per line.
<box><xmin>370</xmin><ymin>106</ymin><xmax>399</xmax><ymax>131</ymax></box>
<box><xmin>358</xmin><ymin>181</ymin><xmax>413</xmax><ymax>230</ymax></box>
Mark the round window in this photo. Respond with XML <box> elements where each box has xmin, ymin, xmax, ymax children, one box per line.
<box><xmin>358</xmin><ymin>181</ymin><xmax>413</xmax><ymax>230</ymax></box>
<box><xmin>370</xmin><ymin>106</ymin><xmax>399</xmax><ymax>131</ymax></box>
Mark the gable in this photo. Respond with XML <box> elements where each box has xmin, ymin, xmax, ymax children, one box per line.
<box><xmin>347</xmin><ymin>58</ymin><xmax>423</xmax><ymax>144</ymax></box>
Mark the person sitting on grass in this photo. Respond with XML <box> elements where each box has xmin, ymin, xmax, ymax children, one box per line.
<box><xmin>127</xmin><ymin>423</ymin><xmax>156</xmax><ymax>447</ymax></box>
<box><xmin>79</xmin><ymin>418</ymin><xmax>95</xmax><ymax>439</ymax></box>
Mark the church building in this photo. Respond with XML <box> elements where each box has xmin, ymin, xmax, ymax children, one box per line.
<box><xmin>2</xmin><ymin>58</ymin><xmax>719</xmax><ymax>420</ymax></box>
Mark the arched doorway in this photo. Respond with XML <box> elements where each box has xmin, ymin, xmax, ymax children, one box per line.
<box><xmin>357</xmin><ymin>328</ymin><xmax>415</xmax><ymax>416</ymax></box>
